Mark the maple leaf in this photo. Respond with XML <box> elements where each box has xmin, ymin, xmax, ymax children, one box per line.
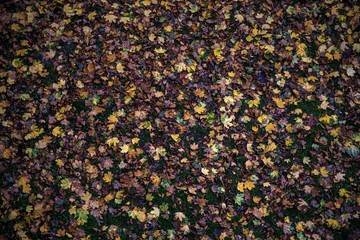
<box><xmin>164</xmin><ymin>25</ymin><xmax>173</xmax><ymax>32</ymax></box>
<box><xmin>106</xmin><ymin>137</ymin><xmax>120</xmax><ymax>147</ymax></box>
<box><xmin>234</xmin><ymin>13</ymin><xmax>244</xmax><ymax>22</ymax></box>
<box><xmin>76</xmin><ymin>80</ymin><xmax>84</xmax><ymax>89</ymax></box>
<box><xmin>194</xmin><ymin>102</ymin><xmax>206</xmax><ymax>114</ymax></box>
<box><xmin>334</xmin><ymin>172</ymin><xmax>345</xmax><ymax>182</ymax></box>
<box><xmin>103</xmin><ymin>172</ymin><xmax>113</xmax><ymax>183</ymax></box>
<box><xmin>130</xmin><ymin>208</ymin><xmax>146</xmax><ymax>222</ymax></box>
<box><xmin>213</xmin><ymin>48</ymin><xmax>223</xmax><ymax>59</ymax></box>
<box><xmin>272</xmin><ymin>97</ymin><xmax>286</xmax><ymax>108</ymax></box>
<box><xmin>120</xmin><ymin>144</ymin><xmax>129</xmax><ymax>153</ymax></box>
<box><xmin>339</xmin><ymin>188</ymin><xmax>349</xmax><ymax>198</ymax></box>
<box><xmin>150</xmin><ymin>207</ymin><xmax>160</xmax><ymax>218</ymax></box>
<box><xmin>253</xmin><ymin>196</ymin><xmax>261</xmax><ymax>204</ymax></box>
<box><xmin>326</xmin><ymin>219</ymin><xmax>341</xmax><ymax>229</ymax></box>
<box><xmin>265</xmin><ymin>122</ymin><xmax>276</xmax><ymax>133</ymax></box>
<box><xmin>257</xmin><ymin>114</ymin><xmax>269</xmax><ymax>124</ymax></box>
<box><xmin>60</xmin><ymin>178</ymin><xmax>72</xmax><ymax>189</ymax></box>
<box><xmin>116</xmin><ymin>62</ymin><xmax>125</xmax><ymax>73</ymax></box>
<box><xmin>320</xmin><ymin>167</ymin><xmax>328</xmax><ymax>177</ymax></box>
<box><xmin>52</xmin><ymin>126</ymin><xmax>64</xmax><ymax>137</ymax></box>
<box><xmin>17</xmin><ymin>176</ymin><xmax>31</xmax><ymax>193</ymax></box>
<box><xmin>201</xmin><ymin>168</ymin><xmax>209</xmax><ymax>175</ymax></box>
<box><xmin>170</xmin><ymin>134</ymin><xmax>181</xmax><ymax>142</ymax></box>
<box><xmin>235</xmin><ymin>193</ymin><xmax>245</xmax><ymax>205</ymax></box>
<box><xmin>76</xmin><ymin>209</ymin><xmax>88</xmax><ymax>225</ymax></box>
<box><xmin>107</xmin><ymin>113</ymin><xmax>118</xmax><ymax>123</ymax></box>
<box><xmin>104</xmin><ymin>13</ymin><xmax>117</xmax><ymax>23</ymax></box>
<box><xmin>154</xmin><ymin>47</ymin><xmax>166</xmax><ymax>54</ymax></box>
<box><xmin>174</xmin><ymin>212</ymin><xmax>186</xmax><ymax>221</ymax></box>
<box><xmin>55</xmin><ymin>159</ymin><xmax>64</xmax><ymax>167</ymax></box>
<box><xmin>248</xmin><ymin>98</ymin><xmax>260</xmax><ymax>108</ymax></box>
<box><xmin>181</xmin><ymin>224</ymin><xmax>190</xmax><ymax>234</ymax></box>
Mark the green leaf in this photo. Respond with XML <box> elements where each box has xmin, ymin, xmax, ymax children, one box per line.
<box><xmin>235</xmin><ymin>193</ymin><xmax>245</xmax><ymax>205</ymax></box>
<box><xmin>347</xmin><ymin>145</ymin><xmax>359</xmax><ymax>157</ymax></box>
<box><xmin>76</xmin><ymin>208</ymin><xmax>88</xmax><ymax>225</ymax></box>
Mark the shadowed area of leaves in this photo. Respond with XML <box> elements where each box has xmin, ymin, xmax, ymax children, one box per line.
<box><xmin>0</xmin><ymin>0</ymin><xmax>359</xmax><ymax>239</ymax></box>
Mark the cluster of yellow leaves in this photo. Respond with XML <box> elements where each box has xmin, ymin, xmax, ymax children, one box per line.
<box><xmin>129</xmin><ymin>207</ymin><xmax>146</xmax><ymax>222</ymax></box>
<box><xmin>17</xmin><ymin>176</ymin><xmax>31</xmax><ymax>193</ymax></box>
<box><xmin>326</xmin><ymin>219</ymin><xmax>341</xmax><ymax>229</ymax></box>
<box><xmin>319</xmin><ymin>114</ymin><xmax>337</xmax><ymax>124</ymax></box>
<box><xmin>154</xmin><ymin>146</ymin><xmax>166</xmax><ymax>160</ymax></box>
<box><xmin>296</xmin><ymin>43</ymin><xmax>307</xmax><ymax>56</ymax></box>
<box><xmin>125</xmin><ymin>86</ymin><xmax>137</xmax><ymax>104</ymax></box>
<box><xmin>107</xmin><ymin>112</ymin><xmax>118</xmax><ymax>130</ymax></box>
<box><xmin>237</xmin><ymin>180</ymin><xmax>256</xmax><ymax>192</ymax></box>
<box><xmin>25</xmin><ymin>125</ymin><xmax>44</xmax><ymax>140</ymax></box>
<box><xmin>312</xmin><ymin>166</ymin><xmax>329</xmax><ymax>177</ymax></box>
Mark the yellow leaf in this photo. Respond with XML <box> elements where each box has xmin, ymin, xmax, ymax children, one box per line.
<box><xmin>235</xmin><ymin>13</ymin><xmax>244</xmax><ymax>22</ymax></box>
<box><xmin>265</xmin><ymin>122</ymin><xmax>276</xmax><ymax>133</ymax></box>
<box><xmin>171</xmin><ymin>134</ymin><xmax>181</xmax><ymax>142</ymax></box>
<box><xmin>148</xmin><ymin>33</ymin><xmax>156</xmax><ymax>41</ymax></box>
<box><xmin>120</xmin><ymin>144</ymin><xmax>129</xmax><ymax>153</ymax></box>
<box><xmin>174</xmin><ymin>212</ymin><xmax>186</xmax><ymax>221</ymax></box>
<box><xmin>132</xmin><ymin>137</ymin><xmax>140</xmax><ymax>144</ymax></box>
<box><xmin>326</xmin><ymin>219</ymin><xmax>341</xmax><ymax>229</ymax></box>
<box><xmin>296</xmin><ymin>222</ymin><xmax>305</xmax><ymax>232</ymax></box>
<box><xmin>312</xmin><ymin>169</ymin><xmax>320</xmax><ymax>175</ymax></box>
<box><xmin>266</xmin><ymin>142</ymin><xmax>277</xmax><ymax>152</ymax></box>
<box><xmin>60</xmin><ymin>178</ymin><xmax>72</xmax><ymax>190</ymax></box>
<box><xmin>52</xmin><ymin>126</ymin><xmax>64</xmax><ymax>137</ymax></box>
<box><xmin>154</xmin><ymin>47</ymin><xmax>166</xmax><ymax>54</ymax></box>
<box><xmin>150</xmin><ymin>174</ymin><xmax>161</xmax><ymax>186</ymax></box>
<box><xmin>104</xmin><ymin>13</ymin><xmax>117</xmax><ymax>23</ymax></box>
<box><xmin>116</xmin><ymin>62</ymin><xmax>124</xmax><ymax>73</ymax></box>
<box><xmin>55</xmin><ymin>159</ymin><xmax>64</xmax><ymax>167</ymax></box>
<box><xmin>76</xmin><ymin>80</ymin><xmax>84</xmax><ymax>89</ymax></box>
<box><xmin>106</xmin><ymin>137</ymin><xmax>120</xmax><ymax>147</ymax></box>
<box><xmin>248</xmin><ymin>98</ymin><xmax>260</xmax><ymax>108</ymax></box>
<box><xmin>107</xmin><ymin>54</ymin><xmax>116</xmax><ymax>63</ymax></box>
<box><xmin>246</xmin><ymin>35</ymin><xmax>253</xmax><ymax>42</ymax></box>
<box><xmin>339</xmin><ymin>188</ymin><xmax>349</xmax><ymax>198</ymax></box>
<box><xmin>150</xmin><ymin>207</ymin><xmax>160</xmax><ymax>218</ymax></box>
<box><xmin>244</xmin><ymin>181</ymin><xmax>255</xmax><ymax>191</ymax></box>
<box><xmin>272</xmin><ymin>97</ymin><xmax>285</xmax><ymax>108</ymax></box>
<box><xmin>228</xmin><ymin>71</ymin><xmax>235</xmax><ymax>77</ymax></box>
<box><xmin>320</xmin><ymin>167</ymin><xmax>328</xmax><ymax>177</ymax></box>
<box><xmin>257</xmin><ymin>114</ymin><xmax>268</xmax><ymax>124</ymax></box>
<box><xmin>194</xmin><ymin>103</ymin><xmax>206</xmax><ymax>114</ymax></box>
<box><xmin>253</xmin><ymin>196</ymin><xmax>261</xmax><ymax>204</ymax></box>
<box><xmin>201</xmin><ymin>168</ymin><xmax>209</xmax><ymax>175</ymax></box>
<box><xmin>88</xmin><ymin>11</ymin><xmax>96</xmax><ymax>20</ymax></box>
<box><xmin>164</xmin><ymin>25</ymin><xmax>173</xmax><ymax>32</ymax></box>
<box><xmin>143</xmin><ymin>0</ymin><xmax>151</xmax><ymax>6</ymax></box>
<box><xmin>18</xmin><ymin>176</ymin><xmax>31</xmax><ymax>193</ymax></box>
<box><xmin>213</xmin><ymin>48</ymin><xmax>223</xmax><ymax>59</ymax></box>
<box><xmin>103</xmin><ymin>172</ymin><xmax>113</xmax><ymax>183</ymax></box>
<box><xmin>108</xmin><ymin>113</ymin><xmax>118</xmax><ymax>123</ymax></box>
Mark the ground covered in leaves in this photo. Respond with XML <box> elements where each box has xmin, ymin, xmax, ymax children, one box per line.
<box><xmin>1</xmin><ymin>0</ymin><xmax>360</xmax><ymax>239</ymax></box>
